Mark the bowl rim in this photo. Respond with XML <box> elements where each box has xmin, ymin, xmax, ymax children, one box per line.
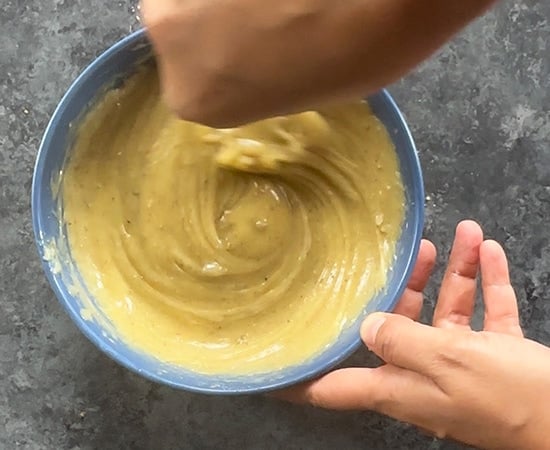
<box><xmin>31</xmin><ymin>27</ymin><xmax>424</xmax><ymax>395</ymax></box>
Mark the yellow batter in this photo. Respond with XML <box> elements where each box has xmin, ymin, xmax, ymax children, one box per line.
<box><xmin>61</xmin><ymin>68</ymin><xmax>405</xmax><ymax>374</ymax></box>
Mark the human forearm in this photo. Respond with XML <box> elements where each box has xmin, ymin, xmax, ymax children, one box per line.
<box><xmin>143</xmin><ymin>0</ymin><xmax>497</xmax><ymax>127</ymax></box>
<box><xmin>320</xmin><ymin>0</ymin><xmax>498</xmax><ymax>99</ymax></box>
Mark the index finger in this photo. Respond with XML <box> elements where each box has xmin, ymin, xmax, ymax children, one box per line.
<box><xmin>393</xmin><ymin>239</ymin><xmax>437</xmax><ymax>321</ymax></box>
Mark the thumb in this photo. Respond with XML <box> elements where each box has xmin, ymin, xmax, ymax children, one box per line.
<box><xmin>361</xmin><ymin>312</ymin><xmax>451</xmax><ymax>375</ymax></box>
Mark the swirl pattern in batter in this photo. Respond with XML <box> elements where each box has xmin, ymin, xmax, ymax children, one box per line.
<box><xmin>61</xmin><ymin>68</ymin><xmax>405</xmax><ymax>374</ymax></box>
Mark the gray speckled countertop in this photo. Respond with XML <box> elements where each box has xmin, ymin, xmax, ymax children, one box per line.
<box><xmin>1</xmin><ymin>1</ymin><xmax>550</xmax><ymax>449</ymax></box>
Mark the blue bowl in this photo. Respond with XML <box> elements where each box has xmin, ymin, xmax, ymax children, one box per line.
<box><xmin>32</xmin><ymin>28</ymin><xmax>424</xmax><ymax>394</ymax></box>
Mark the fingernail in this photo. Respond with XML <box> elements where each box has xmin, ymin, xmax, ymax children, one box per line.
<box><xmin>361</xmin><ymin>314</ymin><xmax>387</xmax><ymax>348</ymax></box>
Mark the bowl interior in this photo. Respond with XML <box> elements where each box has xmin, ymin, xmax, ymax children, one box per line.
<box><xmin>32</xmin><ymin>29</ymin><xmax>424</xmax><ymax>394</ymax></box>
